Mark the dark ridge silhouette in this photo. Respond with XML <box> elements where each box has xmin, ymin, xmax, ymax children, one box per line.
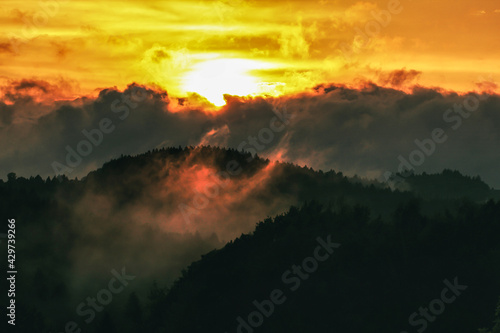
<box><xmin>143</xmin><ymin>201</ymin><xmax>500</xmax><ymax>333</ymax></box>
<box><xmin>0</xmin><ymin>145</ymin><xmax>499</xmax><ymax>332</ymax></box>
<box><xmin>390</xmin><ymin>169</ymin><xmax>498</xmax><ymax>201</ymax></box>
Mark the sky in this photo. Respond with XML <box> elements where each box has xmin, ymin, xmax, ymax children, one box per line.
<box><xmin>1</xmin><ymin>0</ymin><xmax>500</xmax><ymax>187</ymax></box>
<box><xmin>3</xmin><ymin>2</ymin><xmax>500</xmax><ymax>329</ymax></box>
<box><xmin>1</xmin><ymin>0</ymin><xmax>499</xmax><ymax>105</ymax></box>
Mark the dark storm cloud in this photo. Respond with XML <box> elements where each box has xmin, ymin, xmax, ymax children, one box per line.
<box><xmin>0</xmin><ymin>78</ymin><xmax>73</xmax><ymax>104</ymax></box>
<box><xmin>275</xmin><ymin>84</ymin><xmax>500</xmax><ymax>187</ymax></box>
<box><xmin>14</xmin><ymin>78</ymin><xmax>53</xmax><ymax>93</ymax></box>
<box><xmin>378</xmin><ymin>68</ymin><xmax>422</xmax><ymax>87</ymax></box>
<box><xmin>0</xmin><ymin>103</ymin><xmax>14</xmax><ymax>126</ymax></box>
<box><xmin>1</xmin><ymin>81</ymin><xmax>500</xmax><ymax>187</ymax></box>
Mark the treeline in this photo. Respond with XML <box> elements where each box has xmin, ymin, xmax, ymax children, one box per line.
<box><xmin>0</xmin><ymin>146</ymin><xmax>499</xmax><ymax>332</ymax></box>
<box><xmin>128</xmin><ymin>199</ymin><xmax>500</xmax><ymax>333</ymax></box>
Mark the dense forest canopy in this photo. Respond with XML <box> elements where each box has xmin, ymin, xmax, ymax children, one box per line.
<box><xmin>0</xmin><ymin>146</ymin><xmax>499</xmax><ymax>332</ymax></box>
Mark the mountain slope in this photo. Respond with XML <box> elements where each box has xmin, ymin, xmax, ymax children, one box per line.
<box><xmin>147</xmin><ymin>200</ymin><xmax>500</xmax><ymax>333</ymax></box>
<box><xmin>1</xmin><ymin>145</ymin><xmax>499</xmax><ymax>332</ymax></box>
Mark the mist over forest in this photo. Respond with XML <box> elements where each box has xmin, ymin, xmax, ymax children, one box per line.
<box><xmin>1</xmin><ymin>146</ymin><xmax>499</xmax><ymax>332</ymax></box>
<box><xmin>2</xmin><ymin>0</ymin><xmax>500</xmax><ymax>332</ymax></box>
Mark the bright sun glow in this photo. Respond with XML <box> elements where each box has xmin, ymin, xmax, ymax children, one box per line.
<box><xmin>182</xmin><ymin>58</ymin><xmax>275</xmax><ymax>106</ymax></box>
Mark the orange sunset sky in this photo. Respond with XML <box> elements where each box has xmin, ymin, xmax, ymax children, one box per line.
<box><xmin>1</xmin><ymin>0</ymin><xmax>499</xmax><ymax>106</ymax></box>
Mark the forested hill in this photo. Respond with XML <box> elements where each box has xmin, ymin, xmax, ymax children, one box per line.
<box><xmin>390</xmin><ymin>169</ymin><xmax>498</xmax><ymax>200</ymax></box>
<box><xmin>6</xmin><ymin>145</ymin><xmax>494</xmax><ymax>220</ymax></box>
<box><xmin>86</xmin><ymin>146</ymin><xmax>499</xmax><ymax>202</ymax></box>
<box><xmin>143</xmin><ymin>201</ymin><xmax>500</xmax><ymax>333</ymax></box>
<box><xmin>3</xmin><ymin>146</ymin><xmax>497</xmax><ymax>211</ymax></box>
<box><xmin>0</xmin><ymin>146</ymin><xmax>499</xmax><ymax>332</ymax></box>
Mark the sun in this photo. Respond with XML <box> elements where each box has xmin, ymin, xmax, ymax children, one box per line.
<box><xmin>182</xmin><ymin>58</ymin><xmax>274</xmax><ymax>106</ymax></box>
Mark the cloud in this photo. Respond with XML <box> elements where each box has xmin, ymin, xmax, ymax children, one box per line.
<box><xmin>0</xmin><ymin>103</ymin><xmax>14</xmax><ymax>127</ymax></box>
<box><xmin>0</xmin><ymin>42</ymin><xmax>13</xmax><ymax>54</ymax></box>
<box><xmin>378</xmin><ymin>68</ymin><xmax>422</xmax><ymax>88</ymax></box>
<box><xmin>476</xmin><ymin>80</ymin><xmax>498</xmax><ymax>93</ymax></box>
<box><xmin>1</xmin><ymin>81</ymin><xmax>500</xmax><ymax>189</ymax></box>
<box><xmin>278</xmin><ymin>17</ymin><xmax>318</xmax><ymax>59</ymax></box>
<box><xmin>472</xmin><ymin>10</ymin><xmax>487</xmax><ymax>15</ymax></box>
<box><xmin>1</xmin><ymin>78</ymin><xmax>75</xmax><ymax>102</ymax></box>
<box><xmin>0</xmin><ymin>78</ymin><xmax>79</xmax><ymax>127</ymax></box>
<box><xmin>199</xmin><ymin>124</ymin><xmax>231</xmax><ymax>146</ymax></box>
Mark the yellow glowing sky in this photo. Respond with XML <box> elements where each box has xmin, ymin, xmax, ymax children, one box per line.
<box><xmin>1</xmin><ymin>0</ymin><xmax>499</xmax><ymax>105</ymax></box>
